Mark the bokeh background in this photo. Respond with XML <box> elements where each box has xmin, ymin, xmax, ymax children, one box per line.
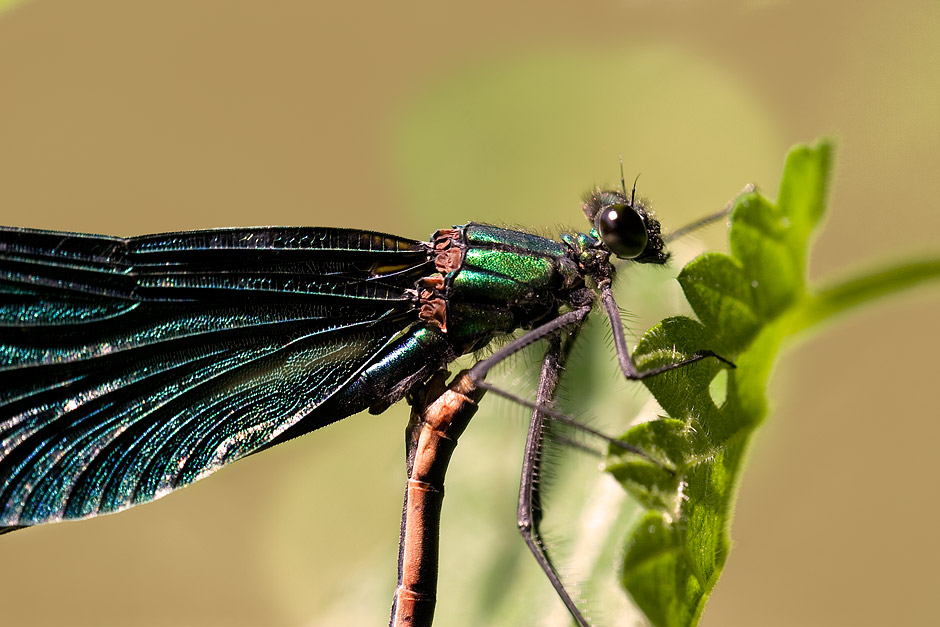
<box><xmin>1</xmin><ymin>1</ymin><xmax>938</xmax><ymax>625</ymax></box>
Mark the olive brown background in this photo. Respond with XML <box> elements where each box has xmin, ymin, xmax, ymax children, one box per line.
<box><xmin>0</xmin><ymin>1</ymin><xmax>938</xmax><ymax>625</ymax></box>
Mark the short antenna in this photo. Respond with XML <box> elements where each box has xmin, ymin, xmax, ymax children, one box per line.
<box><xmin>618</xmin><ymin>156</ymin><xmax>641</xmax><ymax>205</ymax></box>
<box><xmin>619</xmin><ymin>155</ymin><xmax>628</xmax><ymax>198</ymax></box>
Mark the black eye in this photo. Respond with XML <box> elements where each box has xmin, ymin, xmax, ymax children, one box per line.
<box><xmin>596</xmin><ymin>203</ymin><xmax>648</xmax><ymax>258</ymax></box>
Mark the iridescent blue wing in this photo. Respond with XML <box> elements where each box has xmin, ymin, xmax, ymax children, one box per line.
<box><xmin>0</xmin><ymin>226</ymin><xmax>430</xmax><ymax>529</ymax></box>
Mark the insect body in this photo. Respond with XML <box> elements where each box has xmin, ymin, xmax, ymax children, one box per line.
<box><xmin>0</xmin><ymin>189</ymin><xmax>721</xmax><ymax>625</ymax></box>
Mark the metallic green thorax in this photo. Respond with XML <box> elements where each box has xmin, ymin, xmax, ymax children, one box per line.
<box><xmin>417</xmin><ymin>223</ymin><xmax>589</xmax><ymax>356</ymax></box>
<box><xmin>325</xmin><ymin>223</ymin><xmax>598</xmax><ymax>420</ymax></box>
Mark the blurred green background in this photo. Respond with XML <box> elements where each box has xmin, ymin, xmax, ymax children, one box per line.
<box><xmin>1</xmin><ymin>1</ymin><xmax>938</xmax><ymax>625</ymax></box>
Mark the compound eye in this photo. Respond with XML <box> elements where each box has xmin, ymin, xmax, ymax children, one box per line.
<box><xmin>596</xmin><ymin>204</ymin><xmax>648</xmax><ymax>259</ymax></box>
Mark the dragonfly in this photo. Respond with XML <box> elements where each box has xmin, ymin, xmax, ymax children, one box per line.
<box><xmin>0</xmin><ymin>182</ymin><xmax>731</xmax><ymax>626</ymax></box>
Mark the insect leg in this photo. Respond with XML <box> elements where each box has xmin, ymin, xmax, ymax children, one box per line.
<box><xmin>600</xmin><ymin>284</ymin><xmax>735</xmax><ymax>380</ymax></box>
<box><xmin>468</xmin><ymin>305</ymin><xmax>591</xmax><ymax>383</ymax></box>
<box><xmin>467</xmin><ymin>306</ymin><xmax>649</xmax><ymax>457</ymax></box>
<box><xmin>517</xmin><ymin>332</ymin><xmax>591</xmax><ymax>627</ymax></box>
<box><xmin>661</xmin><ymin>184</ymin><xmax>754</xmax><ymax>244</ymax></box>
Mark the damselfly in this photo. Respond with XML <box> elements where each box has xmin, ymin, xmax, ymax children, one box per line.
<box><xmin>0</xmin><ymin>184</ymin><xmax>731</xmax><ymax>625</ymax></box>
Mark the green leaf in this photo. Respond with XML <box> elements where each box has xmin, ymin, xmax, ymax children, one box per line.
<box><xmin>676</xmin><ymin>253</ymin><xmax>759</xmax><ymax>355</ymax></box>
<box><xmin>607</xmin><ymin>139</ymin><xmax>940</xmax><ymax>627</ymax></box>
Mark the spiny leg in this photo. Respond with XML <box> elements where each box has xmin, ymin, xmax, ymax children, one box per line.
<box><xmin>467</xmin><ymin>304</ymin><xmax>667</xmax><ymax>460</ymax></box>
<box><xmin>467</xmin><ymin>306</ymin><xmax>646</xmax><ymax>457</ymax></box>
<box><xmin>517</xmin><ymin>332</ymin><xmax>594</xmax><ymax>627</ymax></box>
<box><xmin>599</xmin><ymin>283</ymin><xmax>735</xmax><ymax>380</ymax></box>
<box><xmin>468</xmin><ymin>305</ymin><xmax>592</xmax><ymax>383</ymax></box>
<box><xmin>466</xmin><ymin>292</ymin><xmax>726</xmax><ymax>625</ymax></box>
<box><xmin>661</xmin><ymin>184</ymin><xmax>753</xmax><ymax>244</ymax></box>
